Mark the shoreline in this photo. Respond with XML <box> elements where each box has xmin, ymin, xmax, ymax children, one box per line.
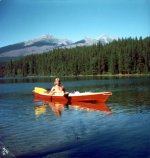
<box><xmin>0</xmin><ymin>74</ymin><xmax>150</xmax><ymax>79</ymax></box>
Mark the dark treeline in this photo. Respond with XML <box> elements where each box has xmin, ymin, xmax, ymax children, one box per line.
<box><xmin>1</xmin><ymin>37</ymin><xmax>150</xmax><ymax>77</ymax></box>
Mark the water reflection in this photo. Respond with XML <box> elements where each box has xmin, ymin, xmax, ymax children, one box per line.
<box><xmin>69</xmin><ymin>102</ymin><xmax>112</xmax><ymax>114</ymax></box>
<box><xmin>34</xmin><ymin>99</ymin><xmax>112</xmax><ymax>118</ymax></box>
<box><xmin>35</xmin><ymin>103</ymin><xmax>47</xmax><ymax>117</ymax></box>
<box><xmin>49</xmin><ymin>102</ymin><xmax>65</xmax><ymax>117</ymax></box>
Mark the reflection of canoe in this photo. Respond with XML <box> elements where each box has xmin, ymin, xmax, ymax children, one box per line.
<box><xmin>34</xmin><ymin>98</ymin><xmax>112</xmax><ymax>117</ymax></box>
<box><xmin>33</xmin><ymin>87</ymin><xmax>112</xmax><ymax>103</ymax></box>
<box><xmin>69</xmin><ymin>101</ymin><xmax>112</xmax><ymax>114</ymax></box>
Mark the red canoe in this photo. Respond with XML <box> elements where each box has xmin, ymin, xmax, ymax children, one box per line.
<box><xmin>33</xmin><ymin>87</ymin><xmax>112</xmax><ymax>103</ymax></box>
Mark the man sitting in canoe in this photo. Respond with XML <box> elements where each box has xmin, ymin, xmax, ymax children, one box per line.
<box><xmin>49</xmin><ymin>78</ymin><xmax>66</xmax><ymax>96</ymax></box>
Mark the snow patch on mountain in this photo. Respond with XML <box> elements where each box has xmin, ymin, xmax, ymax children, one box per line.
<box><xmin>97</xmin><ymin>34</ymin><xmax>117</xmax><ymax>44</ymax></box>
<box><xmin>24</xmin><ymin>34</ymin><xmax>73</xmax><ymax>47</ymax></box>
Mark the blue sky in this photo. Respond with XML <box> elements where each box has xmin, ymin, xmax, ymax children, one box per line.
<box><xmin>0</xmin><ymin>0</ymin><xmax>149</xmax><ymax>47</ymax></box>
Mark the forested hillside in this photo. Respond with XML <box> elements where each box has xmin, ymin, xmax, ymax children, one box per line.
<box><xmin>1</xmin><ymin>37</ymin><xmax>150</xmax><ymax>77</ymax></box>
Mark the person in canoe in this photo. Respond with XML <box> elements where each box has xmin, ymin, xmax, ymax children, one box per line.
<box><xmin>49</xmin><ymin>78</ymin><xmax>67</xmax><ymax>96</ymax></box>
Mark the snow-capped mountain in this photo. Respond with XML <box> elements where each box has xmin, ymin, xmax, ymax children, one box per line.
<box><xmin>97</xmin><ymin>34</ymin><xmax>116</xmax><ymax>44</ymax></box>
<box><xmin>24</xmin><ymin>34</ymin><xmax>72</xmax><ymax>47</ymax></box>
<box><xmin>0</xmin><ymin>34</ymin><xmax>115</xmax><ymax>57</ymax></box>
<box><xmin>74</xmin><ymin>37</ymin><xmax>97</xmax><ymax>45</ymax></box>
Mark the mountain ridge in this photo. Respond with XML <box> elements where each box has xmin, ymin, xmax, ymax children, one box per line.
<box><xmin>0</xmin><ymin>34</ymin><xmax>115</xmax><ymax>57</ymax></box>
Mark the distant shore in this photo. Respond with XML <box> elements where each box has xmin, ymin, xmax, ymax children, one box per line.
<box><xmin>28</xmin><ymin>73</ymin><xmax>150</xmax><ymax>78</ymax></box>
<box><xmin>1</xmin><ymin>74</ymin><xmax>150</xmax><ymax>79</ymax></box>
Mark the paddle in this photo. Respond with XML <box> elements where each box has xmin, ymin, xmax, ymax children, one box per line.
<box><xmin>34</xmin><ymin>87</ymin><xmax>47</xmax><ymax>93</ymax></box>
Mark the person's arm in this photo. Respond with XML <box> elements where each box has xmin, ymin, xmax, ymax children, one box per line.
<box><xmin>62</xmin><ymin>86</ymin><xmax>65</xmax><ymax>92</ymax></box>
<box><xmin>49</xmin><ymin>86</ymin><xmax>55</xmax><ymax>95</ymax></box>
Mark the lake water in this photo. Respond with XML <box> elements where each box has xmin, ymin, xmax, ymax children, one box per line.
<box><xmin>0</xmin><ymin>76</ymin><xmax>150</xmax><ymax>158</ymax></box>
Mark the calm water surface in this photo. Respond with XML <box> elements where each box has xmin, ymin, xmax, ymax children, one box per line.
<box><xmin>0</xmin><ymin>76</ymin><xmax>150</xmax><ymax>158</ymax></box>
